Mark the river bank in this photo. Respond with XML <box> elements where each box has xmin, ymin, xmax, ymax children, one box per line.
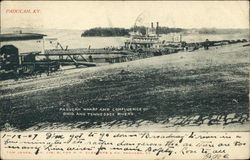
<box><xmin>0</xmin><ymin>43</ymin><xmax>249</xmax><ymax>131</ymax></box>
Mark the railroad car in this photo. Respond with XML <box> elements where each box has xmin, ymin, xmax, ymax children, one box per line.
<box><xmin>0</xmin><ymin>45</ymin><xmax>60</xmax><ymax>79</ymax></box>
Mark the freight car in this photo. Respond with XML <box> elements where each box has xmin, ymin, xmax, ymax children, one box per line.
<box><xmin>0</xmin><ymin>45</ymin><xmax>60</xmax><ymax>79</ymax></box>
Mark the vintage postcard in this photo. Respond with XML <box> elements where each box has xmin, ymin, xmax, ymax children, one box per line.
<box><xmin>0</xmin><ymin>1</ymin><xmax>249</xmax><ymax>159</ymax></box>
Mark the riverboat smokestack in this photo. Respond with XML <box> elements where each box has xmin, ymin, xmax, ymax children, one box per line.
<box><xmin>151</xmin><ymin>22</ymin><xmax>154</xmax><ymax>29</ymax></box>
<box><xmin>156</xmin><ymin>22</ymin><xmax>159</xmax><ymax>36</ymax></box>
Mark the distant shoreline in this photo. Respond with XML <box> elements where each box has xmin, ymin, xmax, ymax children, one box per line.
<box><xmin>81</xmin><ymin>27</ymin><xmax>184</xmax><ymax>37</ymax></box>
<box><xmin>81</xmin><ymin>27</ymin><xmax>249</xmax><ymax>37</ymax></box>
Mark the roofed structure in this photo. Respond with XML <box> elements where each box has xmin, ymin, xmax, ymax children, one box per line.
<box><xmin>0</xmin><ymin>33</ymin><xmax>47</xmax><ymax>42</ymax></box>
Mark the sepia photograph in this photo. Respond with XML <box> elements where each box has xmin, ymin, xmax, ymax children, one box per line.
<box><xmin>0</xmin><ymin>1</ymin><xmax>249</xmax><ymax>159</ymax></box>
<box><xmin>0</xmin><ymin>0</ymin><xmax>249</xmax><ymax>132</ymax></box>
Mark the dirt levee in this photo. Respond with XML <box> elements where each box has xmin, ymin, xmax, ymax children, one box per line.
<box><xmin>0</xmin><ymin>43</ymin><xmax>249</xmax><ymax>131</ymax></box>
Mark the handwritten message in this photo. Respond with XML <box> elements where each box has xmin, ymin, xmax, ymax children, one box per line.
<box><xmin>1</xmin><ymin>132</ymin><xmax>249</xmax><ymax>160</ymax></box>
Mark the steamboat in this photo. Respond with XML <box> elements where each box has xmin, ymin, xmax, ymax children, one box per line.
<box><xmin>0</xmin><ymin>23</ymin><xmax>248</xmax><ymax>80</ymax></box>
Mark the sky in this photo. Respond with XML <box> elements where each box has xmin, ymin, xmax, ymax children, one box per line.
<box><xmin>1</xmin><ymin>1</ymin><xmax>249</xmax><ymax>30</ymax></box>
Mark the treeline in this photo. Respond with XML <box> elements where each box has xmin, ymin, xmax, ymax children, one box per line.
<box><xmin>158</xmin><ymin>27</ymin><xmax>184</xmax><ymax>34</ymax></box>
<box><xmin>81</xmin><ymin>26</ymin><xmax>185</xmax><ymax>37</ymax></box>
<box><xmin>133</xmin><ymin>26</ymin><xmax>185</xmax><ymax>35</ymax></box>
<box><xmin>197</xmin><ymin>28</ymin><xmax>249</xmax><ymax>34</ymax></box>
<box><xmin>81</xmin><ymin>27</ymin><xmax>130</xmax><ymax>37</ymax></box>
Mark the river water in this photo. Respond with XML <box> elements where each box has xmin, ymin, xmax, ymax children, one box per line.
<box><xmin>1</xmin><ymin>28</ymin><xmax>128</xmax><ymax>50</ymax></box>
<box><xmin>1</xmin><ymin>28</ymin><xmax>249</xmax><ymax>50</ymax></box>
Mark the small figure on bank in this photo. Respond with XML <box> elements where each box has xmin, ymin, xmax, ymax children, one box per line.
<box><xmin>89</xmin><ymin>55</ymin><xmax>93</xmax><ymax>62</ymax></box>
